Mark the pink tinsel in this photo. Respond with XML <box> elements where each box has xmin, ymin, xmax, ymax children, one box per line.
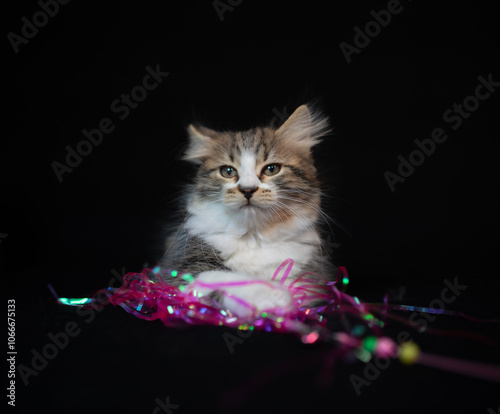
<box><xmin>62</xmin><ymin>259</ymin><xmax>500</xmax><ymax>383</ymax></box>
<box><xmin>90</xmin><ymin>260</ymin><xmax>373</xmax><ymax>345</ymax></box>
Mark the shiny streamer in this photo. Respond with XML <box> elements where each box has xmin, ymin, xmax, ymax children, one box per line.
<box><xmin>55</xmin><ymin>259</ymin><xmax>500</xmax><ymax>383</ymax></box>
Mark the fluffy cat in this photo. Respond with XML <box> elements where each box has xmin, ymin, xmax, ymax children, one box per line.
<box><xmin>159</xmin><ymin>104</ymin><xmax>336</xmax><ymax>316</ymax></box>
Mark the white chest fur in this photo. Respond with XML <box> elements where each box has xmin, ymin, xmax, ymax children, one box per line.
<box><xmin>185</xmin><ymin>200</ymin><xmax>319</xmax><ymax>281</ymax></box>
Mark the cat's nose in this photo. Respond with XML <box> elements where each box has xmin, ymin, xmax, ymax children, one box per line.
<box><xmin>238</xmin><ymin>186</ymin><xmax>258</xmax><ymax>200</ymax></box>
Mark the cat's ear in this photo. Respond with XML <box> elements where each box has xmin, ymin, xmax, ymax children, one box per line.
<box><xmin>182</xmin><ymin>125</ymin><xmax>214</xmax><ymax>164</ymax></box>
<box><xmin>276</xmin><ymin>105</ymin><xmax>330</xmax><ymax>149</ymax></box>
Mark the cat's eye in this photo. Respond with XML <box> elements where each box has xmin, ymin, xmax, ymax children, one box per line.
<box><xmin>220</xmin><ymin>166</ymin><xmax>238</xmax><ymax>178</ymax></box>
<box><xmin>262</xmin><ymin>164</ymin><xmax>281</xmax><ymax>177</ymax></box>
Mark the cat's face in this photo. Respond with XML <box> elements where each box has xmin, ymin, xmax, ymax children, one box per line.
<box><xmin>183</xmin><ymin>105</ymin><xmax>330</xmax><ymax>229</ymax></box>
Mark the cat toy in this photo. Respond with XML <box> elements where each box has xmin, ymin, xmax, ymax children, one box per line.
<box><xmin>54</xmin><ymin>259</ymin><xmax>500</xmax><ymax>384</ymax></box>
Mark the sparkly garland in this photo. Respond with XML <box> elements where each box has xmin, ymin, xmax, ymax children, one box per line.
<box><xmin>55</xmin><ymin>259</ymin><xmax>500</xmax><ymax>383</ymax></box>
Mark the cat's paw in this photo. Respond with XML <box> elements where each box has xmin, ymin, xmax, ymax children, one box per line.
<box><xmin>223</xmin><ymin>282</ymin><xmax>293</xmax><ymax>318</ymax></box>
<box><xmin>186</xmin><ymin>271</ymin><xmax>293</xmax><ymax>318</ymax></box>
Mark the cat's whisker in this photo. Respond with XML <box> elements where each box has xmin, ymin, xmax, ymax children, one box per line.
<box><xmin>274</xmin><ymin>199</ymin><xmax>334</xmax><ymax>257</ymax></box>
<box><xmin>266</xmin><ymin>204</ymin><xmax>288</xmax><ymax>230</ymax></box>
<box><xmin>276</xmin><ymin>192</ymin><xmax>347</xmax><ymax>236</ymax></box>
<box><xmin>272</xmin><ymin>201</ymin><xmax>319</xmax><ymax>233</ymax></box>
<box><xmin>272</xmin><ymin>199</ymin><xmax>337</xmax><ymax>257</ymax></box>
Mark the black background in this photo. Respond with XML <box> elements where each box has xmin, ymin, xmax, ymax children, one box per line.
<box><xmin>3</xmin><ymin>1</ymin><xmax>500</xmax><ymax>413</ymax></box>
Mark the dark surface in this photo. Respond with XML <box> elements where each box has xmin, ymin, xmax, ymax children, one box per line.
<box><xmin>3</xmin><ymin>1</ymin><xmax>500</xmax><ymax>413</ymax></box>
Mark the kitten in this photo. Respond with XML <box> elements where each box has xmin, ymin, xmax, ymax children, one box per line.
<box><xmin>159</xmin><ymin>105</ymin><xmax>336</xmax><ymax>316</ymax></box>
